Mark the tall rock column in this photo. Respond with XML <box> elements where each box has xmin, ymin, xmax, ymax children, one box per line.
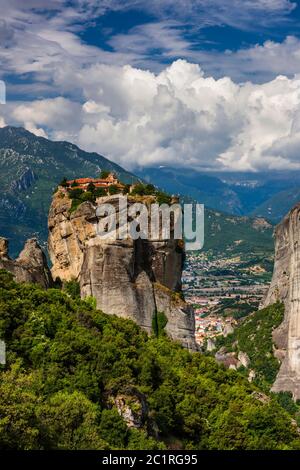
<box><xmin>263</xmin><ymin>203</ymin><xmax>300</xmax><ymax>399</ymax></box>
<box><xmin>48</xmin><ymin>190</ymin><xmax>196</xmax><ymax>350</ymax></box>
<box><xmin>0</xmin><ymin>236</ymin><xmax>53</xmax><ymax>288</ymax></box>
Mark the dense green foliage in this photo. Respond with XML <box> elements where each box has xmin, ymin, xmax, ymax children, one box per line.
<box><xmin>213</xmin><ymin>297</ymin><xmax>259</xmax><ymax>320</ymax></box>
<box><xmin>131</xmin><ymin>183</ymin><xmax>172</xmax><ymax>205</ymax></box>
<box><xmin>63</xmin><ymin>280</ymin><xmax>81</xmax><ymax>300</ymax></box>
<box><xmin>152</xmin><ymin>311</ymin><xmax>168</xmax><ymax>338</ymax></box>
<box><xmin>100</xmin><ymin>170</ymin><xmax>110</xmax><ymax>179</ymax></box>
<box><xmin>204</xmin><ymin>209</ymin><xmax>274</xmax><ymax>257</ymax></box>
<box><xmin>0</xmin><ymin>271</ymin><xmax>299</xmax><ymax>450</ymax></box>
<box><xmin>108</xmin><ymin>184</ymin><xmax>119</xmax><ymax>195</ymax></box>
<box><xmin>215</xmin><ymin>303</ymin><xmax>284</xmax><ymax>387</ymax></box>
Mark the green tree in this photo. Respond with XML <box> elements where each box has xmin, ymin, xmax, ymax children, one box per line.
<box><xmin>63</xmin><ymin>280</ymin><xmax>80</xmax><ymax>300</ymax></box>
<box><xmin>37</xmin><ymin>391</ymin><xmax>107</xmax><ymax>450</ymax></box>
<box><xmin>100</xmin><ymin>170</ymin><xmax>110</xmax><ymax>179</ymax></box>
<box><xmin>99</xmin><ymin>409</ymin><xmax>128</xmax><ymax>449</ymax></box>
<box><xmin>108</xmin><ymin>185</ymin><xmax>119</xmax><ymax>195</ymax></box>
<box><xmin>94</xmin><ymin>187</ymin><xmax>107</xmax><ymax>197</ymax></box>
<box><xmin>87</xmin><ymin>182</ymin><xmax>96</xmax><ymax>192</ymax></box>
<box><xmin>60</xmin><ymin>177</ymin><xmax>68</xmax><ymax>187</ymax></box>
<box><xmin>69</xmin><ymin>188</ymin><xmax>83</xmax><ymax>199</ymax></box>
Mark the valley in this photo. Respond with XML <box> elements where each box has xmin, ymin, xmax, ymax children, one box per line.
<box><xmin>183</xmin><ymin>249</ymin><xmax>273</xmax><ymax>347</ymax></box>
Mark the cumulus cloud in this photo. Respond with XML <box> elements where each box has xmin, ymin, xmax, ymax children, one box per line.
<box><xmin>2</xmin><ymin>1</ymin><xmax>300</xmax><ymax>172</ymax></box>
<box><xmin>4</xmin><ymin>59</ymin><xmax>300</xmax><ymax>172</ymax></box>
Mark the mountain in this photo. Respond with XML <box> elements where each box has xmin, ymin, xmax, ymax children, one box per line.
<box><xmin>137</xmin><ymin>166</ymin><xmax>300</xmax><ymax>222</ymax></box>
<box><xmin>204</xmin><ymin>208</ymin><xmax>274</xmax><ymax>257</ymax></box>
<box><xmin>251</xmin><ymin>186</ymin><xmax>300</xmax><ymax>222</ymax></box>
<box><xmin>0</xmin><ymin>126</ymin><xmax>274</xmax><ymax>259</ymax></box>
<box><xmin>0</xmin><ymin>126</ymin><xmax>138</xmax><ymax>256</ymax></box>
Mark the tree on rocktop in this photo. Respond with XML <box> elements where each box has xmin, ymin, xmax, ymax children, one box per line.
<box><xmin>100</xmin><ymin>170</ymin><xmax>110</xmax><ymax>179</ymax></box>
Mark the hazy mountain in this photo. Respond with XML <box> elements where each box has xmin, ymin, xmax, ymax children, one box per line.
<box><xmin>137</xmin><ymin>166</ymin><xmax>300</xmax><ymax>222</ymax></box>
<box><xmin>0</xmin><ymin>126</ymin><xmax>274</xmax><ymax>259</ymax></box>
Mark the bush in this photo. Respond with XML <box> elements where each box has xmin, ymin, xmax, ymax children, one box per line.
<box><xmin>63</xmin><ymin>280</ymin><xmax>80</xmax><ymax>300</ymax></box>
<box><xmin>99</xmin><ymin>409</ymin><xmax>128</xmax><ymax>449</ymax></box>
<box><xmin>60</xmin><ymin>177</ymin><xmax>68</xmax><ymax>187</ymax></box>
<box><xmin>81</xmin><ymin>191</ymin><xmax>95</xmax><ymax>202</ymax></box>
<box><xmin>100</xmin><ymin>170</ymin><xmax>110</xmax><ymax>179</ymax></box>
<box><xmin>69</xmin><ymin>188</ymin><xmax>83</xmax><ymax>199</ymax></box>
<box><xmin>94</xmin><ymin>187</ymin><xmax>107</xmax><ymax>197</ymax></box>
<box><xmin>87</xmin><ymin>183</ymin><xmax>96</xmax><ymax>192</ymax></box>
<box><xmin>108</xmin><ymin>185</ymin><xmax>118</xmax><ymax>195</ymax></box>
<box><xmin>152</xmin><ymin>311</ymin><xmax>168</xmax><ymax>337</ymax></box>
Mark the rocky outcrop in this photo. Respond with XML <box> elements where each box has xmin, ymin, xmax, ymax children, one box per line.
<box><xmin>113</xmin><ymin>389</ymin><xmax>148</xmax><ymax>429</ymax></box>
<box><xmin>263</xmin><ymin>202</ymin><xmax>300</xmax><ymax>399</ymax></box>
<box><xmin>48</xmin><ymin>190</ymin><xmax>196</xmax><ymax>350</ymax></box>
<box><xmin>238</xmin><ymin>351</ymin><xmax>250</xmax><ymax>368</ymax></box>
<box><xmin>10</xmin><ymin>168</ymin><xmax>36</xmax><ymax>192</ymax></box>
<box><xmin>0</xmin><ymin>237</ymin><xmax>52</xmax><ymax>288</ymax></box>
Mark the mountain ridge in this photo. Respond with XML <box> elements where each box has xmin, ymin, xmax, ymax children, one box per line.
<box><xmin>137</xmin><ymin>166</ymin><xmax>300</xmax><ymax>222</ymax></box>
<box><xmin>0</xmin><ymin>126</ymin><xmax>274</xmax><ymax>259</ymax></box>
<box><xmin>0</xmin><ymin>126</ymin><xmax>139</xmax><ymax>255</ymax></box>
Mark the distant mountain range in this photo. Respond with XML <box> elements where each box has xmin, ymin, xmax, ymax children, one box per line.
<box><xmin>0</xmin><ymin>126</ymin><xmax>279</xmax><ymax>259</ymax></box>
<box><xmin>137</xmin><ymin>166</ymin><xmax>300</xmax><ymax>222</ymax></box>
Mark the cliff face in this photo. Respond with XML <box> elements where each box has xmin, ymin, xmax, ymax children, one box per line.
<box><xmin>0</xmin><ymin>237</ymin><xmax>53</xmax><ymax>288</ymax></box>
<box><xmin>263</xmin><ymin>203</ymin><xmax>300</xmax><ymax>399</ymax></box>
<box><xmin>48</xmin><ymin>191</ymin><xmax>196</xmax><ymax>350</ymax></box>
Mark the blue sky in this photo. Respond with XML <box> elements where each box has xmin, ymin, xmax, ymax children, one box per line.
<box><xmin>2</xmin><ymin>0</ymin><xmax>300</xmax><ymax>99</ymax></box>
<box><xmin>83</xmin><ymin>0</ymin><xmax>300</xmax><ymax>55</ymax></box>
<box><xmin>2</xmin><ymin>1</ymin><xmax>300</xmax><ymax>172</ymax></box>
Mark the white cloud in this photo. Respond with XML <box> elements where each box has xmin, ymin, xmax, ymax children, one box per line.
<box><xmin>0</xmin><ymin>0</ymin><xmax>299</xmax><ymax>88</ymax></box>
<box><xmin>5</xmin><ymin>59</ymin><xmax>300</xmax><ymax>172</ymax></box>
<box><xmin>2</xmin><ymin>1</ymin><xmax>300</xmax><ymax>172</ymax></box>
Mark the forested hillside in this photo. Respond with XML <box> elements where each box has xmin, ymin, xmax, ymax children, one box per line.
<box><xmin>0</xmin><ymin>270</ymin><xmax>299</xmax><ymax>450</ymax></box>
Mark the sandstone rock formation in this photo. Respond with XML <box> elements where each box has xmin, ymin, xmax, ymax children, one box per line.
<box><xmin>238</xmin><ymin>351</ymin><xmax>250</xmax><ymax>368</ymax></box>
<box><xmin>0</xmin><ymin>236</ymin><xmax>52</xmax><ymax>288</ymax></box>
<box><xmin>113</xmin><ymin>389</ymin><xmax>148</xmax><ymax>429</ymax></box>
<box><xmin>263</xmin><ymin>202</ymin><xmax>300</xmax><ymax>399</ymax></box>
<box><xmin>48</xmin><ymin>190</ymin><xmax>196</xmax><ymax>350</ymax></box>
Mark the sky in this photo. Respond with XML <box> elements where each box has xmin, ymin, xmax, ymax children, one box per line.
<box><xmin>1</xmin><ymin>0</ymin><xmax>300</xmax><ymax>171</ymax></box>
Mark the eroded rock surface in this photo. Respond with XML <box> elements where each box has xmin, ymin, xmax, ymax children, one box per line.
<box><xmin>263</xmin><ymin>203</ymin><xmax>300</xmax><ymax>399</ymax></box>
<box><xmin>48</xmin><ymin>191</ymin><xmax>196</xmax><ymax>350</ymax></box>
<box><xmin>0</xmin><ymin>237</ymin><xmax>52</xmax><ymax>287</ymax></box>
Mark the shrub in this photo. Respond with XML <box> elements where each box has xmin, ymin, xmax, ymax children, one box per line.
<box><xmin>69</xmin><ymin>188</ymin><xmax>83</xmax><ymax>199</ymax></box>
<box><xmin>152</xmin><ymin>311</ymin><xmax>168</xmax><ymax>337</ymax></box>
<box><xmin>100</xmin><ymin>170</ymin><xmax>110</xmax><ymax>179</ymax></box>
<box><xmin>108</xmin><ymin>185</ymin><xmax>119</xmax><ymax>195</ymax></box>
<box><xmin>94</xmin><ymin>187</ymin><xmax>107</xmax><ymax>197</ymax></box>
<box><xmin>63</xmin><ymin>280</ymin><xmax>80</xmax><ymax>300</ymax></box>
